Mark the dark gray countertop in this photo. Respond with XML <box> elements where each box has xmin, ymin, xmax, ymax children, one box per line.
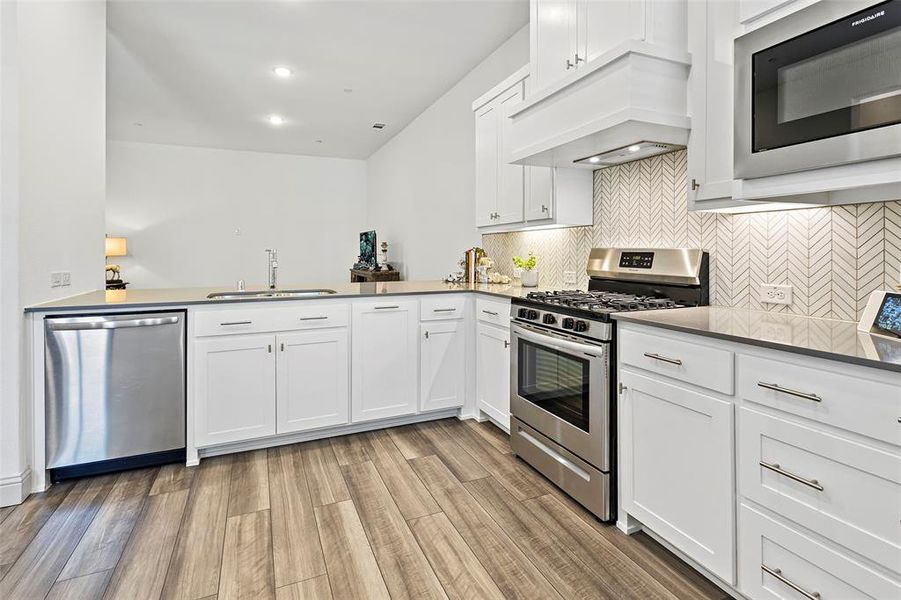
<box><xmin>613</xmin><ymin>306</ymin><xmax>901</xmax><ymax>374</ymax></box>
<box><xmin>24</xmin><ymin>280</ymin><xmax>532</xmax><ymax>313</ymax></box>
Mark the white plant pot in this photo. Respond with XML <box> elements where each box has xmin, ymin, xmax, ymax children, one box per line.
<box><xmin>520</xmin><ymin>269</ymin><xmax>538</xmax><ymax>287</ymax></box>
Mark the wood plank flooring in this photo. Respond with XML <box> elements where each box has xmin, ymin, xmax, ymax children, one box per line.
<box><xmin>0</xmin><ymin>418</ymin><xmax>729</xmax><ymax>600</ymax></box>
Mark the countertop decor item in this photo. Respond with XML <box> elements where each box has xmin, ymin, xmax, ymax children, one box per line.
<box><xmin>513</xmin><ymin>251</ymin><xmax>538</xmax><ymax>287</ymax></box>
<box><xmin>350</xmin><ymin>268</ymin><xmax>399</xmax><ymax>283</ymax></box>
<box><xmin>359</xmin><ymin>230</ymin><xmax>377</xmax><ymax>267</ymax></box>
<box><xmin>105</xmin><ymin>235</ymin><xmax>129</xmax><ymax>290</ymax></box>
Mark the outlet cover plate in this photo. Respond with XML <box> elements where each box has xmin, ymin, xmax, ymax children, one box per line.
<box><xmin>760</xmin><ymin>284</ymin><xmax>793</xmax><ymax>305</ymax></box>
<box><xmin>563</xmin><ymin>270</ymin><xmax>576</xmax><ymax>285</ymax></box>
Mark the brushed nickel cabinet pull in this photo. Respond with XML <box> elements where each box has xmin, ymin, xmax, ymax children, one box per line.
<box><xmin>267</xmin><ymin>344</ymin><xmax>272</xmax><ymax>353</ymax></box>
<box><xmin>757</xmin><ymin>382</ymin><xmax>822</xmax><ymax>403</ymax></box>
<box><xmin>574</xmin><ymin>53</ymin><xmax>584</xmax><ymax>64</ymax></box>
<box><xmin>433</xmin><ymin>308</ymin><xmax>457</xmax><ymax>313</ymax></box>
<box><xmin>300</xmin><ymin>316</ymin><xmax>328</xmax><ymax>321</ymax></box>
<box><xmin>482</xmin><ymin>310</ymin><xmax>499</xmax><ymax>316</ymax></box>
<box><xmin>280</xmin><ymin>342</ymin><xmax>285</xmax><ymax>352</ymax></box>
<box><xmin>566</xmin><ymin>58</ymin><xmax>575</xmax><ymax>69</ymax></box>
<box><xmin>220</xmin><ymin>320</ymin><xmax>252</xmax><ymax>326</ymax></box>
<box><xmin>759</xmin><ymin>461</ymin><xmax>823</xmax><ymax>491</ymax></box>
<box><xmin>424</xmin><ymin>331</ymin><xmax>430</xmax><ymax>339</ymax></box>
<box><xmin>643</xmin><ymin>352</ymin><xmax>682</xmax><ymax>366</ymax></box>
<box><xmin>504</xmin><ymin>340</ymin><xmax>510</xmax><ymax>348</ymax></box>
<box><xmin>374</xmin><ymin>305</ymin><xmax>399</xmax><ymax>310</ymax></box>
<box><xmin>691</xmin><ymin>178</ymin><xmax>700</xmax><ymax>191</ymax></box>
<box><xmin>761</xmin><ymin>566</ymin><xmax>820</xmax><ymax>599</ymax></box>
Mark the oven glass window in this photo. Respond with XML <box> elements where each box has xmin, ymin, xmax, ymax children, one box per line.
<box><xmin>753</xmin><ymin>0</ymin><xmax>901</xmax><ymax>152</ymax></box>
<box><xmin>517</xmin><ymin>340</ymin><xmax>590</xmax><ymax>431</ymax></box>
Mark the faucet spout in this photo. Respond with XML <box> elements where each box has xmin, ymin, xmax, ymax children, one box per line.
<box><xmin>265</xmin><ymin>249</ymin><xmax>278</xmax><ymax>290</ymax></box>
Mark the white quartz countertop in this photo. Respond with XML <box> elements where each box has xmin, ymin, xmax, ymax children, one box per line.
<box><xmin>613</xmin><ymin>306</ymin><xmax>901</xmax><ymax>374</ymax></box>
<box><xmin>24</xmin><ymin>280</ymin><xmax>535</xmax><ymax>312</ymax></box>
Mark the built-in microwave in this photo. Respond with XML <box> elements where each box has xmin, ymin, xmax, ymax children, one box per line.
<box><xmin>735</xmin><ymin>0</ymin><xmax>901</xmax><ymax>179</ymax></box>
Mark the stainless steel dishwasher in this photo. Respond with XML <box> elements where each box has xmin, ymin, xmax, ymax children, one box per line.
<box><xmin>45</xmin><ymin>311</ymin><xmax>186</xmax><ymax>480</ymax></box>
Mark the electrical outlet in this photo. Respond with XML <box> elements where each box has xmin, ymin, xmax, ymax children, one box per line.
<box><xmin>563</xmin><ymin>270</ymin><xmax>576</xmax><ymax>286</ymax></box>
<box><xmin>759</xmin><ymin>284</ymin><xmax>793</xmax><ymax>305</ymax></box>
<box><xmin>60</xmin><ymin>272</ymin><xmax>71</xmax><ymax>287</ymax></box>
<box><xmin>50</xmin><ymin>272</ymin><xmax>62</xmax><ymax>288</ymax></box>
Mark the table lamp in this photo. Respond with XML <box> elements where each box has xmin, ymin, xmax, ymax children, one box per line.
<box><xmin>105</xmin><ymin>236</ymin><xmax>128</xmax><ymax>289</ymax></box>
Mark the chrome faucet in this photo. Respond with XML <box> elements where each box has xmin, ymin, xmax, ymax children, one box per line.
<box><xmin>265</xmin><ymin>249</ymin><xmax>278</xmax><ymax>289</ymax></box>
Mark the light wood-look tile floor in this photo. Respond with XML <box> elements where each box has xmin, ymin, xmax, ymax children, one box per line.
<box><xmin>0</xmin><ymin>419</ymin><xmax>729</xmax><ymax>600</ymax></box>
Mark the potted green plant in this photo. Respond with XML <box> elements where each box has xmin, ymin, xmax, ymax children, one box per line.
<box><xmin>513</xmin><ymin>251</ymin><xmax>539</xmax><ymax>287</ymax></box>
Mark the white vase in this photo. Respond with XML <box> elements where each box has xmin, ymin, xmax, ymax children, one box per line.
<box><xmin>520</xmin><ymin>269</ymin><xmax>538</xmax><ymax>287</ymax></box>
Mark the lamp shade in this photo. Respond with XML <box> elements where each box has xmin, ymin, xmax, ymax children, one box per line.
<box><xmin>105</xmin><ymin>236</ymin><xmax>128</xmax><ymax>257</ymax></box>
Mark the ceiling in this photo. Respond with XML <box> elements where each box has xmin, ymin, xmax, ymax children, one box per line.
<box><xmin>107</xmin><ymin>0</ymin><xmax>528</xmax><ymax>160</ymax></box>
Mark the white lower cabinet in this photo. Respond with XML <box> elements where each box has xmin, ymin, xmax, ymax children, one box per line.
<box><xmin>476</xmin><ymin>322</ymin><xmax>511</xmax><ymax>427</ymax></box>
<box><xmin>420</xmin><ymin>320</ymin><xmax>465</xmax><ymax>412</ymax></box>
<box><xmin>619</xmin><ymin>369</ymin><xmax>735</xmax><ymax>583</ymax></box>
<box><xmin>739</xmin><ymin>504</ymin><xmax>901</xmax><ymax>600</ymax></box>
<box><xmin>195</xmin><ymin>333</ymin><xmax>277</xmax><ymax>446</ymax></box>
<box><xmin>352</xmin><ymin>300</ymin><xmax>419</xmax><ymax>423</ymax></box>
<box><xmin>276</xmin><ymin>329</ymin><xmax>349</xmax><ymax>434</ymax></box>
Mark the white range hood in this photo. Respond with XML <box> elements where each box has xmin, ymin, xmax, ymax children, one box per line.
<box><xmin>507</xmin><ymin>40</ymin><xmax>692</xmax><ymax>169</ymax></box>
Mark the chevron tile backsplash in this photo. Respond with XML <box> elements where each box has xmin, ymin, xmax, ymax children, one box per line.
<box><xmin>482</xmin><ymin>150</ymin><xmax>901</xmax><ymax>320</ymax></box>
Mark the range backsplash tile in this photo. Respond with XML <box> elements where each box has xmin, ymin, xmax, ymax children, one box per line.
<box><xmin>482</xmin><ymin>150</ymin><xmax>901</xmax><ymax>320</ymax></box>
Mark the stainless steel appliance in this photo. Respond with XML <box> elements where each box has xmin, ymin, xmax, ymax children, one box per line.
<box><xmin>45</xmin><ymin>311</ymin><xmax>186</xmax><ymax>480</ymax></box>
<box><xmin>510</xmin><ymin>248</ymin><xmax>709</xmax><ymax>521</ymax></box>
<box><xmin>735</xmin><ymin>0</ymin><xmax>901</xmax><ymax>179</ymax></box>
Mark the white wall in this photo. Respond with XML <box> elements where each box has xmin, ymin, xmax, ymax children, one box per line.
<box><xmin>1</xmin><ymin>0</ymin><xmax>106</xmax><ymax>505</ymax></box>
<box><xmin>365</xmin><ymin>26</ymin><xmax>529</xmax><ymax>280</ymax></box>
<box><xmin>106</xmin><ymin>141</ymin><xmax>367</xmax><ymax>289</ymax></box>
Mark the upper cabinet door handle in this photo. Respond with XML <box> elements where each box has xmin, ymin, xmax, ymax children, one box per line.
<box><xmin>757</xmin><ymin>382</ymin><xmax>822</xmax><ymax>403</ymax></box>
<box><xmin>574</xmin><ymin>53</ymin><xmax>584</xmax><ymax>64</ymax></box>
<box><xmin>565</xmin><ymin>58</ymin><xmax>575</xmax><ymax>70</ymax></box>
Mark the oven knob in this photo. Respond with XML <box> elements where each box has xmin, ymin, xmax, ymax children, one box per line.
<box><xmin>527</xmin><ymin>310</ymin><xmax>539</xmax><ymax>320</ymax></box>
<box><xmin>542</xmin><ymin>314</ymin><xmax>556</xmax><ymax>325</ymax></box>
<box><xmin>517</xmin><ymin>308</ymin><xmax>529</xmax><ymax>318</ymax></box>
<box><xmin>562</xmin><ymin>318</ymin><xmax>574</xmax><ymax>329</ymax></box>
<box><xmin>573</xmin><ymin>320</ymin><xmax>589</xmax><ymax>332</ymax></box>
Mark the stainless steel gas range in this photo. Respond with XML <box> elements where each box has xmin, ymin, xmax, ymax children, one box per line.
<box><xmin>509</xmin><ymin>248</ymin><xmax>709</xmax><ymax>521</ymax></box>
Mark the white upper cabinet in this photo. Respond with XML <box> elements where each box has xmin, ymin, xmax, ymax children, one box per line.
<box><xmin>351</xmin><ymin>300</ymin><xmax>419</xmax><ymax>423</ymax></box>
<box><xmin>473</xmin><ymin>67</ymin><xmax>593</xmax><ymax>232</ymax></box>
<box><xmin>531</xmin><ymin>0</ymin><xmax>577</xmax><ymax>91</ymax></box>
<box><xmin>686</xmin><ymin>0</ymin><xmax>740</xmax><ymax>209</ymax></box>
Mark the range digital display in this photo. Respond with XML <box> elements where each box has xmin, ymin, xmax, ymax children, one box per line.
<box><xmin>873</xmin><ymin>292</ymin><xmax>901</xmax><ymax>338</ymax></box>
<box><xmin>619</xmin><ymin>252</ymin><xmax>655</xmax><ymax>269</ymax></box>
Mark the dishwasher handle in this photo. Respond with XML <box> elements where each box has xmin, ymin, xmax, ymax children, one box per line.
<box><xmin>46</xmin><ymin>315</ymin><xmax>180</xmax><ymax>331</ymax></box>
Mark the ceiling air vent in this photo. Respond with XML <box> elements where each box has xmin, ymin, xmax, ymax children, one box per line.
<box><xmin>574</xmin><ymin>141</ymin><xmax>683</xmax><ymax>168</ymax></box>
<box><xmin>372</xmin><ymin>123</ymin><xmax>386</xmax><ymax>130</ymax></box>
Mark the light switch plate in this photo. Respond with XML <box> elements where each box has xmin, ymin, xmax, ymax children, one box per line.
<box><xmin>50</xmin><ymin>272</ymin><xmax>62</xmax><ymax>288</ymax></box>
<box><xmin>759</xmin><ymin>284</ymin><xmax>793</xmax><ymax>305</ymax></box>
<box><xmin>60</xmin><ymin>272</ymin><xmax>71</xmax><ymax>287</ymax></box>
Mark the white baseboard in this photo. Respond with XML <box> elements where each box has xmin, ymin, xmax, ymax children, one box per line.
<box><xmin>197</xmin><ymin>408</ymin><xmax>460</xmax><ymax>460</ymax></box>
<box><xmin>1</xmin><ymin>468</ymin><xmax>32</xmax><ymax>507</ymax></box>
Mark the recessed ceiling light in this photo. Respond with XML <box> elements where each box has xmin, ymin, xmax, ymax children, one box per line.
<box><xmin>588</xmin><ymin>156</ymin><xmax>600</xmax><ymax>163</ymax></box>
<box><xmin>267</xmin><ymin>114</ymin><xmax>286</xmax><ymax>126</ymax></box>
<box><xmin>628</xmin><ymin>145</ymin><xmax>642</xmax><ymax>152</ymax></box>
<box><xmin>272</xmin><ymin>66</ymin><xmax>293</xmax><ymax>78</ymax></box>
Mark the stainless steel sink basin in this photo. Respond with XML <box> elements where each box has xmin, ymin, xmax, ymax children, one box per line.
<box><xmin>207</xmin><ymin>289</ymin><xmax>337</xmax><ymax>300</ymax></box>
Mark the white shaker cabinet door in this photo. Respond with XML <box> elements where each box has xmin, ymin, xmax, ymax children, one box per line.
<box><xmin>194</xmin><ymin>333</ymin><xmax>277</xmax><ymax>447</ymax></box>
<box><xmin>619</xmin><ymin>369</ymin><xmax>736</xmax><ymax>584</ymax></box>
<box><xmin>276</xmin><ymin>329</ymin><xmax>349</xmax><ymax>434</ymax></box>
<box><xmin>420</xmin><ymin>320</ymin><xmax>465</xmax><ymax>412</ymax></box>
<box><xmin>475</xmin><ymin>101</ymin><xmax>499</xmax><ymax>227</ymax></box>
<box><xmin>531</xmin><ymin>0</ymin><xmax>578</xmax><ymax>90</ymax></box>
<box><xmin>351</xmin><ymin>300</ymin><xmax>420</xmax><ymax>423</ymax></box>
<box><xmin>477</xmin><ymin>322</ymin><xmax>511</xmax><ymax>428</ymax></box>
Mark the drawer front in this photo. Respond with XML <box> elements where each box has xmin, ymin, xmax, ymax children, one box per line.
<box><xmin>740</xmin><ymin>408</ymin><xmax>901</xmax><ymax>572</ymax></box>
<box><xmin>619</xmin><ymin>328</ymin><xmax>734</xmax><ymax>394</ymax></box>
<box><xmin>194</xmin><ymin>303</ymin><xmax>349</xmax><ymax>337</ymax></box>
<box><xmin>738</xmin><ymin>353</ymin><xmax>901</xmax><ymax>446</ymax></box>
<box><xmin>739</xmin><ymin>504</ymin><xmax>901</xmax><ymax>600</ymax></box>
<box><xmin>476</xmin><ymin>297</ymin><xmax>510</xmax><ymax>327</ymax></box>
<box><xmin>420</xmin><ymin>295</ymin><xmax>467</xmax><ymax>321</ymax></box>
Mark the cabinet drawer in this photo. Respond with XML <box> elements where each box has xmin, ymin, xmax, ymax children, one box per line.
<box><xmin>476</xmin><ymin>297</ymin><xmax>510</xmax><ymax>327</ymax></box>
<box><xmin>420</xmin><ymin>295</ymin><xmax>466</xmax><ymax>321</ymax></box>
<box><xmin>739</xmin><ymin>504</ymin><xmax>901</xmax><ymax>600</ymax></box>
<box><xmin>619</xmin><ymin>328</ymin><xmax>734</xmax><ymax>394</ymax></box>
<box><xmin>193</xmin><ymin>303</ymin><xmax>348</xmax><ymax>337</ymax></box>
<box><xmin>738</xmin><ymin>353</ymin><xmax>901</xmax><ymax>446</ymax></box>
<box><xmin>740</xmin><ymin>408</ymin><xmax>901</xmax><ymax>572</ymax></box>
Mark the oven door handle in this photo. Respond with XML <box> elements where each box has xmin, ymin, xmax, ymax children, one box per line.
<box><xmin>511</xmin><ymin>322</ymin><xmax>606</xmax><ymax>358</ymax></box>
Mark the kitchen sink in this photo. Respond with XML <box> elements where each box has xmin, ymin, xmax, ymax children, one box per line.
<box><xmin>206</xmin><ymin>289</ymin><xmax>337</xmax><ymax>300</ymax></box>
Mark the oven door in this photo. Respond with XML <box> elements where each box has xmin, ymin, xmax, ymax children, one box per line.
<box><xmin>735</xmin><ymin>0</ymin><xmax>901</xmax><ymax>178</ymax></box>
<box><xmin>510</xmin><ymin>322</ymin><xmax>609</xmax><ymax>471</ymax></box>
